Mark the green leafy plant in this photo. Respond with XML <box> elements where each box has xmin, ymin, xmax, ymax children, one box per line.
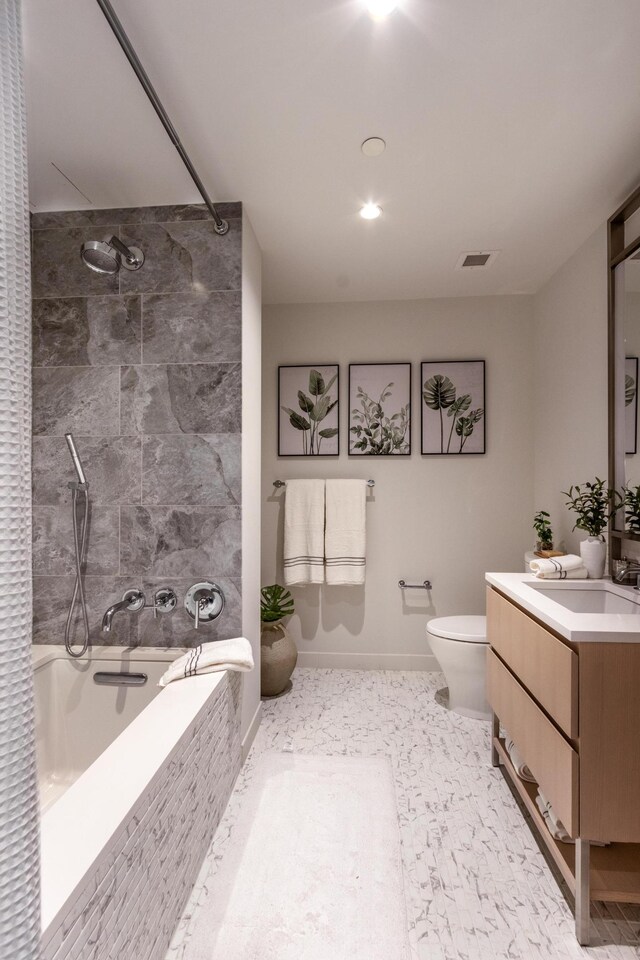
<box><xmin>260</xmin><ymin>584</ymin><xmax>295</xmax><ymax>624</ymax></box>
<box><xmin>563</xmin><ymin>478</ymin><xmax>618</xmax><ymax>539</ymax></box>
<box><xmin>533</xmin><ymin>510</ymin><xmax>554</xmax><ymax>549</ymax></box>
<box><xmin>422</xmin><ymin>375</ymin><xmax>484</xmax><ymax>453</ymax></box>
<box><xmin>350</xmin><ymin>383</ymin><xmax>409</xmax><ymax>455</ymax></box>
<box><xmin>622</xmin><ymin>485</ymin><xmax>640</xmax><ymax>534</ymax></box>
<box><xmin>281</xmin><ymin>369</ymin><xmax>338</xmax><ymax>455</ymax></box>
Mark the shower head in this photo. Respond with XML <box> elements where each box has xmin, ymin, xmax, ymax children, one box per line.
<box><xmin>65</xmin><ymin>433</ymin><xmax>88</xmax><ymax>486</ymax></box>
<box><xmin>80</xmin><ymin>236</ymin><xmax>144</xmax><ymax>274</ymax></box>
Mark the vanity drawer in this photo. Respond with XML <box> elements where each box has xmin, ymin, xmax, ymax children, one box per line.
<box><xmin>487</xmin><ymin>587</ymin><xmax>578</xmax><ymax>738</ymax></box>
<box><xmin>487</xmin><ymin>649</ymin><xmax>578</xmax><ymax>836</ymax></box>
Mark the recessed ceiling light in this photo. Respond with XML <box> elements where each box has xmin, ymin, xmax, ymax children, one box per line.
<box><xmin>360</xmin><ymin>203</ymin><xmax>382</xmax><ymax>220</ymax></box>
<box><xmin>361</xmin><ymin>137</ymin><xmax>386</xmax><ymax>157</ymax></box>
<box><xmin>366</xmin><ymin>0</ymin><xmax>398</xmax><ymax>19</ymax></box>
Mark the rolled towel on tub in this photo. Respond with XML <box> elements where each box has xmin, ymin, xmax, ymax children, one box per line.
<box><xmin>159</xmin><ymin>637</ymin><xmax>254</xmax><ymax>687</ymax></box>
<box><xmin>529</xmin><ymin>554</ymin><xmax>588</xmax><ymax>579</ymax></box>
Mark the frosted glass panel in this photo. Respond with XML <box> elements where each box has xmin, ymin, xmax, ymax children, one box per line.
<box><xmin>0</xmin><ymin>2</ymin><xmax>39</xmax><ymax>959</ymax></box>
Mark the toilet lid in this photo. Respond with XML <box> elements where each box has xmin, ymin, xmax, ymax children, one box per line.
<box><xmin>427</xmin><ymin>616</ymin><xmax>487</xmax><ymax>643</ymax></box>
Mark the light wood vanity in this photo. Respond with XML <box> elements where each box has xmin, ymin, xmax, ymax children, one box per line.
<box><xmin>486</xmin><ymin>579</ymin><xmax>640</xmax><ymax>945</ymax></box>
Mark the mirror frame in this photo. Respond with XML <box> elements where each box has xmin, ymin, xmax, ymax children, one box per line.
<box><xmin>608</xmin><ymin>182</ymin><xmax>640</xmax><ymax>563</ymax></box>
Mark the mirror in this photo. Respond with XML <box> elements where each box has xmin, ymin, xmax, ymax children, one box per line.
<box><xmin>609</xmin><ymin>184</ymin><xmax>640</xmax><ymax>544</ymax></box>
<box><xmin>615</xmin><ymin>256</ymin><xmax>640</xmax><ymax>496</ymax></box>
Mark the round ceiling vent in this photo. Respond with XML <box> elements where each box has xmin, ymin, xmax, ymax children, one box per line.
<box><xmin>361</xmin><ymin>137</ymin><xmax>386</xmax><ymax>157</ymax></box>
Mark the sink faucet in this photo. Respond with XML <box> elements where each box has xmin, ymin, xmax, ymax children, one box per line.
<box><xmin>613</xmin><ymin>558</ymin><xmax>640</xmax><ymax>585</ymax></box>
<box><xmin>102</xmin><ymin>589</ymin><xmax>145</xmax><ymax>632</ymax></box>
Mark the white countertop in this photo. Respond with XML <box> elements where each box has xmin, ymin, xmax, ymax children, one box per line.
<box><xmin>486</xmin><ymin>573</ymin><xmax>640</xmax><ymax>643</ymax></box>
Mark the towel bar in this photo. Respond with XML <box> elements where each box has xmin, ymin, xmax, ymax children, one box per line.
<box><xmin>273</xmin><ymin>479</ymin><xmax>375</xmax><ymax>488</ymax></box>
<box><xmin>398</xmin><ymin>579</ymin><xmax>432</xmax><ymax>590</ymax></box>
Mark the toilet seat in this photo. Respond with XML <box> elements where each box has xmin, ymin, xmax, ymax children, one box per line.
<box><xmin>427</xmin><ymin>616</ymin><xmax>487</xmax><ymax>644</ymax></box>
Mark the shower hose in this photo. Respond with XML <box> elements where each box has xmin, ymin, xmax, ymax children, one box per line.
<box><xmin>64</xmin><ymin>485</ymin><xmax>90</xmax><ymax>658</ymax></box>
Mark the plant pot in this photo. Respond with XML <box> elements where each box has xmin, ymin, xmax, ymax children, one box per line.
<box><xmin>580</xmin><ymin>537</ymin><xmax>607</xmax><ymax>579</ymax></box>
<box><xmin>260</xmin><ymin>621</ymin><xmax>298</xmax><ymax>697</ymax></box>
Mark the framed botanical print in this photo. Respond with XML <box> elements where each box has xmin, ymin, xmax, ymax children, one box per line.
<box><xmin>349</xmin><ymin>363</ymin><xmax>411</xmax><ymax>455</ymax></box>
<box><xmin>421</xmin><ymin>360</ymin><xmax>486</xmax><ymax>455</ymax></box>
<box><xmin>278</xmin><ymin>365</ymin><xmax>339</xmax><ymax>456</ymax></box>
<box><xmin>626</xmin><ymin>356</ymin><xmax>638</xmax><ymax>455</ymax></box>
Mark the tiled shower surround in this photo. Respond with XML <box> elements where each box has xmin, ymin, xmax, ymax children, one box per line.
<box><xmin>31</xmin><ymin>203</ymin><xmax>243</xmax><ymax>647</ymax></box>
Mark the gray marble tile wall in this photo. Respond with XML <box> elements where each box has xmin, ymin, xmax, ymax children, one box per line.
<box><xmin>31</xmin><ymin>203</ymin><xmax>243</xmax><ymax>647</ymax></box>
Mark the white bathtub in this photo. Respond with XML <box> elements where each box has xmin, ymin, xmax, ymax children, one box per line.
<box><xmin>35</xmin><ymin>650</ymin><xmax>169</xmax><ymax>812</ymax></box>
<box><xmin>34</xmin><ymin>645</ymin><xmax>242</xmax><ymax>960</ymax></box>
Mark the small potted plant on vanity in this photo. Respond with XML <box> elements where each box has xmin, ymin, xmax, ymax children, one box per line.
<box><xmin>622</xmin><ymin>484</ymin><xmax>640</xmax><ymax>535</ymax></box>
<box><xmin>260</xmin><ymin>584</ymin><xmax>297</xmax><ymax>698</ymax></box>
<box><xmin>533</xmin><ymin>510</ymin><xmax>555</xmax><ymax>555</ymax></box>
<box><xmin>563</xmin><ymin>478</ymin><xmax>617</xmax><ymax>578</ymax></box>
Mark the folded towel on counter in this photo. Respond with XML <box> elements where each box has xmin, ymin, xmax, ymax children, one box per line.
<box><xmin>530</xmin><ymin>566</ymin><xmax>588</xmax><ymax>580</ymax></box>
<box><xmin>158</xmin><ymin>638</ymin><xmax>254</xmax><ymax>687</ymax></box>
<box><xmin>529</xmin><ymin>554</ymin><xmax>587</xmax><ymax>579</ymax></box>
<box><xmin>325</xmin><ymin>479</ymin><xmax>367</xmax><ymax>585</ymax></box>
<box><xmin>283</xmin><ymin>479</ymin><xmax>326</xmax><ymax>585</ymax></box>
<box><xmin>504</xmin><ymin>737</ymin><xmax>536</xmax><ymax>783</ymax></box>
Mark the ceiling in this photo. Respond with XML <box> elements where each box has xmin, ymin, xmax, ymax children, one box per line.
<box><xmin>23</xmin><ymin>0</ymin><xmax>640</xmax><ymax>304</ymax></box>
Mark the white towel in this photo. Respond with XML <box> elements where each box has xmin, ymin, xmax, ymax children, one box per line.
<box><xmin>529</xmin><ymin>554</ymin><xmax>587</xmax><ymax>579</ymax></box>
<box><xmin>158</xmin><ymin>638</ymin><xmax>254</xmax><ymax>687</ymax></box>
<box><xmin>530</xmin><ymin>567</ymin><xmax>588</xmax><ymax>580</ymax></box>
<box><xmin>283</xmin><ymin>479</ymin><xmax>325</xmax><ymax>585</ymax></box>
<box><xmin>325</xmin><ymin>479</ymin><xmax>367</xmax><ymax>585</ymax></box>
<box><xmin>505</xmin><ymin>737</ymin><xmax>536</xmax><ymax>783</ymax></box>
<box><xmin>536</xmin><ymin>791</ymin><xmax>572</xmax><ymax>843</ymax></box>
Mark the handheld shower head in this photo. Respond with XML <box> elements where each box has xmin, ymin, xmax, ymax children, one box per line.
<box><xmin>80</xmin><ymin>236</ymin><xmax>144</xmax><ymax>274</ymax></box>
<box><xmin>65</xmin><ymin>432</ymin><xmax>88</xmax><ymax>486</ymax></box>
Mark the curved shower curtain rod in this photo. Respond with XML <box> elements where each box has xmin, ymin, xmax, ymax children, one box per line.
<box><xmin>95</xmin><ymin>0</ymin><xmax>229</xmax><ymax>235</ymax></box>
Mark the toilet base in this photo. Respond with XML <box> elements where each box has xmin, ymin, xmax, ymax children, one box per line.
<box><xmin>447</xmin><ymin>697</ymin><xmax>491</xmax><ymax>722</ymax></box>
<box><xmin>428</xmin><ymin>631</ymin><xmax>491</xmax><ymax>722</ymax></box>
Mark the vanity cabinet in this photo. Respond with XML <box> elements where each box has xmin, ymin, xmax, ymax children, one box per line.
<box><xmin>487</xmin><ymin>586</ymin><xmax>640</xmax><ymax>944</ymax></box>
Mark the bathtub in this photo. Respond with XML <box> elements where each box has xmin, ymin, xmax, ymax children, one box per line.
<box><xmin>35</xmin><ymin>645</ymin><xmax>242</xmax><ymax>960</ymax></box>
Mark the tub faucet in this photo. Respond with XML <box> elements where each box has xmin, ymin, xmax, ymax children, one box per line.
<box><xmin>102</xmin><ymin>589</ymin><xmax>146</xmax><ymax>632</ymax></box>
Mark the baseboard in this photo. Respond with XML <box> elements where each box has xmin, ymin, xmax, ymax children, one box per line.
<box><xmin>241</xmin><ymin>701</ymin><xmax>262</xmax><ymax>762</ymax></box>
<box><xmin>296</xmin><ymin>651</ymin><xmax>440</xmax><ymax>672</ymax></box>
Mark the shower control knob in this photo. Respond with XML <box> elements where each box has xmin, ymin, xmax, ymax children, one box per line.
<box><xmin>184</xmin><ymin>581</ymin><xmax>225</xmax><ymax>630</ymax></box>
<box><xmin>153</xmin><ymin>587</ymin><xmax>177</xmax><ymax>618</ymax></box>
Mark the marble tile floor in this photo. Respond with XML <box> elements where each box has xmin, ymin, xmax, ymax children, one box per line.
<box><xmin>166</xmin><ymin>669</ymin><xmax>640</xmax><ymax>960</ymax></box>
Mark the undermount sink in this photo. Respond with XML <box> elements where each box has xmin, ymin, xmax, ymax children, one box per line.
<box><xmin>531</xmin><ymin>587</ymin><xmax>640</xmax><ymax>615</ymax></box>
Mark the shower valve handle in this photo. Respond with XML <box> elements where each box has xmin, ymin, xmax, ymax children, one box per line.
<box><xmin>184</xmin><ymin>581</ymin><xmax>225</xmax><ymax>630</ymax></box>
<box><xmin>153</xmin><ymin>587</ymin><xmax>177</xmax><ymax>619</ymax></box>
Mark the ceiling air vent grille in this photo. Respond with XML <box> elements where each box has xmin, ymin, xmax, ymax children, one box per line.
<box><xmin>455</xmin><ymin>250</ymin><xmax>499</xmax><ymax>271</ymax></box>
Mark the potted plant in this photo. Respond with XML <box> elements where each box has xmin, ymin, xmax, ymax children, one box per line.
<box><xmin>623</xmin><ymin>484</ymin><xmax>640</xmax><ymax>535</ymax></box>
<box><xmin>563</xmin><ymin>478</ymin><xmax>617</xmax><ymax>578</ymax></box>
<box><xmin>533</xmin><ymin>510</ymin><xmax>554</xmax><ymax>552</ymax></box>
<box><xmin>260</xmin><ymin>584</ymin><xmax>297</xmax><ymax>697</ymax></box>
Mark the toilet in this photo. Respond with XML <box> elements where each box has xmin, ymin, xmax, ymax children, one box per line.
<box><xmin>427</xmin><ymin>616</ymin><xmax>490</xmax><ymax>721</ymax></box>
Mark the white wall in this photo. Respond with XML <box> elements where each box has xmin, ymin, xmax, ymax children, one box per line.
<box><xmin>532</xmin><ymin>225</ymin><xmax>608</xmax><ymax>554</ymax></box>
<box><xmin>262</xmin><ymin>296</ymin><xmax>535</xmax><ymax>669</ymax></box>
<box><xmin>241</xmin><ymin>213</ymin><xmax>262</xmax><ymax>747</ymax></box>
